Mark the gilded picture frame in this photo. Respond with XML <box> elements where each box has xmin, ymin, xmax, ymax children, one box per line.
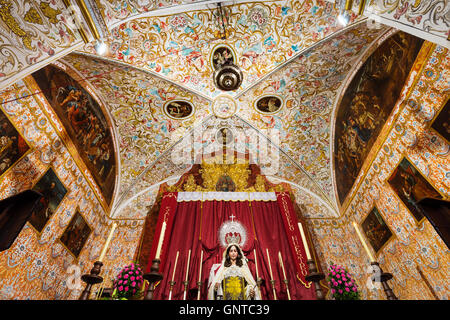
<box><xmin>429</xmin><ymin>97</ymin><xmax>449</xmax><ymax>144</ymax></box>
<box><xmin>0</xmin><ymin>108</ymin><xmax>33</xmax><ymax>181</ymax></box>
<box><xmin>361</xmin><ymin>205</ymin><xmax>395</xmax><ymax>256</ymax></box>
<box><xmin>27</xmin><ymin>166</ymin><xmax>69</xmax><ymax>235</ymax></box>
<box><xmin>387</xmin><ymin>155</ymin><xmax>445</xmax><ymax>226</ymax></box>
<box><xmin>58</xmin><ymin>208</ymin><xmax>92</xmax><ymax>260</ymax></box>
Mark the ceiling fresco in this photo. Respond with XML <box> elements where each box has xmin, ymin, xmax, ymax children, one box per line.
<box><xmin>81</xmin><ymin>0</ymin><xmax>362</xmax><ymax>99</ymax></box>
<box><xmin>0</xmin><ymin>0</ymin><xmax>443</xmax><ymax>220</ymax></box>
<box><xmin>60</xmin><ymin>19</ymin><xmax>388</xmax><ymax>219</ymax></box>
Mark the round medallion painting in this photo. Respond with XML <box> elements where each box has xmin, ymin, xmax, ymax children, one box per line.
<box><xmin>163</xmin><ymin>100</ymin><xmax>194</xmax><ymax>119</ymax></box>
<box><xmin>254</xmin><ymin>95</ymin><xmax>283</xmax><ymax>114</ymax></box>
<box><xmin>211</xmin><ymin>45</ymin><xmax>235</xmax><ymax>70</ymax></box>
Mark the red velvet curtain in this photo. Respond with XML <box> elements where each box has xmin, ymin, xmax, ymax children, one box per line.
<box><xmin>150</xmin><ymin>192</ymin><xmax>316</xmax><ymax>300</ymax></box>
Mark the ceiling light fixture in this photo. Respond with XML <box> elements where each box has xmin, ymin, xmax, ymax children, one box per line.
<box><xmin>95</xmin><ymin>40</ymin><xmax>107</xmax><ymax>55</ymax></box>
<box><xmin>337</xmin><ymin>11</ymin><xmax>350</xmax><ymax>26</ymax></box>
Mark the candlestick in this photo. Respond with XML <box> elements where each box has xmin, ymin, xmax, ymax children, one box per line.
<box><xmin>143</xmin><ymin>259</ymin><xmax>163</xmax><ymax>300</ymax></box>
<box><xmin>155</xmin><ymin>221</ymin><xmax>167</xmax><ymax>259</ymax></box>
<box><xmin>305</xmin><ymin>259</ymin><xmax>326</xmax><ymax>300</ymax></box>
<box><xmin>352</xmin><ymin>221</ymin><xmax>375</xmax><ymax>262</ymax></box>
<box><xmin>183</xmin><ymin>249</ymin><xmax>191</xmax><ymax>300</ymax></box>
<box><xmin>99</xmin><ymin>223</ymin><xmax>117</xmax><ymax>262</ymax></box>
<box><xmin>197</xmin><ymin>250</ymin><xmax>204</xmax><ymax>300</ymax></box>
<box><xmin>371</xmin><ymin>262</ymin><xmax>398</xmax><ymax>300</ymax></box>
<box><xmin>253</xmin><ymin>249</ymin><xmax>263</xmax><ymax>299</ymax></box>
<box><xmin>278</xmin><ymin>252</ymin><xmax>291</xmax><ymax>300</ymax></box>
<box><xmin>266</xmin><ymin>248</ymin><xmax>277</xmax><ymax>300</ymax></box>
<box><xmin>298</xmin><ymin>222</ymin><xmax>312</xmax><ymax>260</ymax></box>
<box><xmin>79</xmin><ymin>261</ymin><xmax>104</xmax><ymax>300</ymax></box>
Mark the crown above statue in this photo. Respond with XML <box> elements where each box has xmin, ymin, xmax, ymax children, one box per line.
<box><xmin>218</xmin><ymin>214</ymin><xmax>247</xmax><ymax>248</ymax></box>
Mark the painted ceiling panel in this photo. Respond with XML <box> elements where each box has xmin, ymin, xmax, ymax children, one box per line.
<box><xmin>0</xmin><ymin>0</ymin><xmax>84</xmax><ymax>89</ymax></box>
<box><xmin>97</xmin><ymin>0</ymin><xmax>206</xmax><ymax>27</ymax></box>
<box><xmin>237</xmin><ymin>22</ymin><xmax>388</xmax><ymax>204</ymax></box>
<box><xmin>82</xmin><ymin>0</ymin><xmax>361</xmax><ymax>99</ymax></box>
<box><xmin>61</xmin><ymin>19</ymin><xmax>388</xmax><ymax>218</ymax></box>
<box><xmin>56</xmin><ymin>0</ymin><xmax>398</xmax><ymax>219</ymax></box>
<box><xmin>61</xmin><ymin>53</ymin><xmax>211</xmax><ymax>198</ymax></box>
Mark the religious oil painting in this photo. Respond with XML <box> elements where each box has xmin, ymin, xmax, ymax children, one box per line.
<box><xmin>361</xmin><ymin>206</ymin><xmax>393</xmax><ymax>254</ymax></box>
<box><xmin>334</xmin><ymin>32</ymin><xmax>423</xmax><ymax>204</ymax></box>
<box><xmin>59</xmin><ymin>210</ymin><xmax>92</xmax><ymax>259</ymax></box>
<box><xmin>0</xmin><ymin>109</ymin><xmax>30</xmax><ymax>177</ymax></box>
<box><xmin>216</xmin><ymin>175</ymin><xmax>236</xmax><ymax>192</ymax></box>
<box><xmin>31</xmin><ymin>65</ymin><xmax>116</xmax><ymax>205</ymax></box>
<box><xmin>430</xmin><ymin>99</ymin><xmax>449</xmax><ymax>143</ymax></box>
<box><xmin>255</xmin><ymin>95</ymin><xmax>283</xmax><ymax>114</ymax></box>
<box><xmin>211</xmin><ymin>45</ymin><xmax>235</xmax><ymax>69</ymax></box>
<box><xmin>164</xmin><ymin>100</ymin><xmax>194</xmax><ymax>119</ymax></box>
<box><xmin>388</xmin><ymin>157</ymin><xmax>443</xmax><ymax>224</ymax></box>
<box><xmin>29</xmin><ymin>167</ymin><xmax>68</xmax><ymax>233</ymax></box>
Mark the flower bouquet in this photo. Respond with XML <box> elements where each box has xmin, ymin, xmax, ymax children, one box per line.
<box><xmin>112</xmin><ymin>262</ymin><xmax>145</xmax><ymax>300</ymax></box>
<box><xmin>326</xmin><ymin>263</ymin><xmax>360</xmax><ymax>300</ymax></box>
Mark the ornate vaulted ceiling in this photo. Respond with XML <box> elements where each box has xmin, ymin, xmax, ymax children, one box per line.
<box><xmin>82</xmin><ymin>0</ymin><xmax>362</xmax><ymax>99</ymax></box>
<box><xmin>58</xmin><ymin>0</ymin><xmax>392</xmax><ymax>219</ymax></box>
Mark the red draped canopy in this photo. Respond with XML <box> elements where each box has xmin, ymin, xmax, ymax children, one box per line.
<box><xmin>148</xmin><ymin>192</ymin><xmax>316</xmax><ymax>300</ymax></box>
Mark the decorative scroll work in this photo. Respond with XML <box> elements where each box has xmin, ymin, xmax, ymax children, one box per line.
<box><xmin>177</xmin><ymin>191</ymin><xmax>277</xmax><ymax>202</ymax></box>
<box><xmin>365</xmin><ymin>0</ymin><xmax>449</xmax><ymax>48</ymax></box>
<box><xmin>0</xmin><ymin>0</ymin><xmax>83</xmax><ymax>89</ymax></box>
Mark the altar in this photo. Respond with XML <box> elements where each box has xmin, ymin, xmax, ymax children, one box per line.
<box><xmin>135</xmin><ymin>161</ymin><xmax>325</xmax><ymax>300</ymax></box>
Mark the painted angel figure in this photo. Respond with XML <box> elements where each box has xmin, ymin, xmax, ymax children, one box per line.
<box><xmin>207</xmin><ymin>243</ymin><xmax>261</xmax><ymax>300</ymax></box>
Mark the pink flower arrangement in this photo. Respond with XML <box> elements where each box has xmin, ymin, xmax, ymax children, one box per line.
<box><xmin>326</xmin><ymin>262</ymin><xmax>360</xmax><ymax>300</ymax></box>
<box><xmin>112</xmin><ymin>263</ymin><xmax>145</xmax><ymax>299</ymax></box>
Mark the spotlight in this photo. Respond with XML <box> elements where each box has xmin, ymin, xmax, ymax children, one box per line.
<box><xmin>337</xmin><ymin>11</ymin><xmax>350</xmax><ymax>26</ymax></box>
<box><xmin>95</xmin><ymin>40</ymin><xmax>107</xmax><ymax>55</ymax></box>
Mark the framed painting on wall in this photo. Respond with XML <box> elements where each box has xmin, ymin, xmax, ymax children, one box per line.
<box><xmin>361</xmin><ymin>206</ymin><xmax>394</xmax><ymax>254</ymax></box>
<box><xmin>59</xmin><ymin>210</ymin><xmax>92</xmax><ymax>259</ymax></box>
<box><xmin>388</xmin><ymin>157</ymin><xmax>443</xmax><ymax>224</ymax></box>
<box><xmin>28</xmin><ymin>167</ymin><xmax>68</xmax><ymax>233</ymax></box>
<box><xmin>0</xmin><ymin>109</ymin><xmax>31</xmax><ymax>178</ymax></box>
<box><xmin>430</xmin><ymin>98</ymin><xmax>449</xmax><ymax>143</ymax></box>
<box><xmin>31</xmin><ymin>65</ymin><xmax>116</xmax><ymax>205</ymax></box>
<box><xmin>333</xmin><ymin>32</ymin><xmax>424</xmax><ymax>205</ymax></box>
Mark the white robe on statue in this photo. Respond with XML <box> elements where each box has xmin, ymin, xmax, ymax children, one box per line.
<box><xmin>207</xmin><ymin>244</ymin><xmax>261</xmax><ymax>300</ymax></box>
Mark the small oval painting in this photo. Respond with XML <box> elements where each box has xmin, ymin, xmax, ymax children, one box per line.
<box><xmin>255</xmin><ymin>95</ymin><xmax>283</xmax><ymax>114</ymax></box>
<box><xmin>211</xmin><ymin>45</ymin><xmax>235</xmax><ymax>70</ymax></box>
<box><xmin>216</xmin><ymin>127</ymin><xmax>234</xmax><ymax>145</ymax></box>
<box><xmin>164</xmin><ymin>100</ymin><xmax>194</xmax><ymax>119</ymax></box>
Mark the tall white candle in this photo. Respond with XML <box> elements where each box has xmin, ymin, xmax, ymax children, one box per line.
<box><xmin>171</xmin><ymin>251</ymin><xmax>180</xmax><ymax>282</ymax></box>
<box><xmin>298</xmin><ymin>222</ymin><xmax>312</xmax><ymax>260</ymax></box>
<box><xmin>266</xmin><ymin>248</ymin><xmax>274</xmax><ymax>280</ymax></box>
<box><xmin>352</xmin><ymin>221</ymin><xmax>375</xmax><ymax>262</ymax></box>
<box><xmin>254</xmin><ymin>249</ymin><xmax>259</xmax><ymax>278</ymax></box>
<box><xmin>185</xmin><ymin>249</ymin><xmax>191</xmax><ymax>282</ymax></box>
<box><xmin>198</xmin><ymin>250</ymin><xmax>203</xmax><ymax>282</ymax></box>
<box><xmin>99</xmin><ymin>222</ymin><xmax>117</xmax><ymax>262</ymax></box>
<box><xmin>155</xmin><ymin>221</ymin><xmax>167</xmax><ymax>259</ymax></box>
<box><xmin>278</xmin><ymin>251</ymin><xmax>287</xmax><ymax>280</ymax></box>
